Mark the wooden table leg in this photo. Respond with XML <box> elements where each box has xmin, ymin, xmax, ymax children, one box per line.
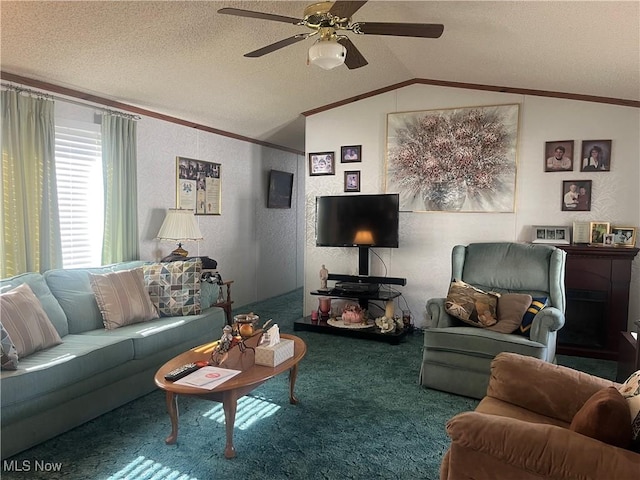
<box><xmin>164</xmin><ymin>391</ymin><xmax>179</xmax><ymax>444</ymax></box>
<box><xmin>288</xmin><ymin>363</ymin><xmax>299</xmax><ymax>405</ymax></box>
<box><xmin>222</xmin><ymin>390</ymin><xmax>238</xmax><ymax>459</ymax></box>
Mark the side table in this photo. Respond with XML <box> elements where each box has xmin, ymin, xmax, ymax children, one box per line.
<box><xmin>214</xmin><ymin>280</ymin><xmax>234</xmax><ymax>325</ymax></box>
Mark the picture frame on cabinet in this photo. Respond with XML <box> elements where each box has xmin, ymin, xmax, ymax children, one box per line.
<box><xmin>532</xmin><ymin>225</ymin><xmax>570</xmax><ymax>245</ymax></box>
<box><xmin>603</xmin><ymin>233</ymin><xmax>615</xmax><ymax>246</ymax></box>
<box><xmin>308</xmin><ymin>152</ymin><xmax>335</xmax><ymax>176</ymax></box>
<box><xmin>561</xmin><ymin>180</ymin><xmax>591</xmax><ymax>211</ymax></box>
<box><xmin>341</xmin><ymin>145</ymin><xmax>361</xmax><ymax>163</ymax></box>
<box><xmin>572</xmin><ymin>221</ymin><xmax>591</xmax><ymax>244</ymax></box>
<box><xmin>580</xmin><ymin>140</ymin><xmax>611</xmax><ymax>172</ymax></box>
<box><xmin>589</xmin><ymin>222</ymin><xmax>610</xmax><ymax>245</ymax></box>
<box><xmin>344</xmin><ymin>171</ymin><xmax>360</xmax><ymax>192</ymax></box>
<box><xmin>611</xmin><ymin>227</ymin><xmax>637</xmax><ymax>247</ymax></box>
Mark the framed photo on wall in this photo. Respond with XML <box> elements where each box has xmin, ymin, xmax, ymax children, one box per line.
<box><xmin>176</xmin><ymin>156</ymin><xmax>221</xmax><ymax>215</ymax></box>
<box><xmin>580</xmin><ymin>140</ymin><xmax>611</xmax><ymax>172</ymax></box>
<box><xmin>267</xmin><ymin>170</ymin><xmax>293</xmax><ymax>208</ymax></box>
<box><xmin>344</xmin><ymin>170</ymin><xmax>360</xmax><ymax>192</ymax></box>
<box><xmin>561</xmin><ymin>180</ymin><xmax>591</xmax><ymax>211</ymax></box>
<box><xmin>309</xmin><ymin>152</ymin><xmax>335</xmax><ymax>176</ymax></box>
<box><xmin>341</xmin><ymin>145</ymin><xmax>361</xmax><ymax>163</ymax></box>
<box><xmin>544</xmin><ymin>140</ymin><xmax>573</xmax><ymax>172</ymax></box>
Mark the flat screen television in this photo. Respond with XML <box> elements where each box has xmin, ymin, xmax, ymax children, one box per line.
<box><xmin>315</xmin><ymin>194</ymin><xmax>399</xmax><ymax>248</ymax></box>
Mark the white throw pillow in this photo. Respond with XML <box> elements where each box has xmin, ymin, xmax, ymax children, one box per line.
<box><xmin>0</xmin><ymin>283</ymin><xmax>62</xmax><ymax>358</ymax></box>
<box><xmin>90</xmin><ymin>268</ymin><xmax>159</xmax><ymax>330</ymax></box>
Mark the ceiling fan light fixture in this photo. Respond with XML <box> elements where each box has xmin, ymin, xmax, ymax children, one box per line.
<box><xmin>308</xmin><ymin>39</ymin><xmax>346</xmax><ymax>70</ymax></box>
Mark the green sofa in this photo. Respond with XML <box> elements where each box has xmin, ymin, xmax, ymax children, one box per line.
<box><xmin>0</xmin><ymin>261</ymin><xmax>226</xmax><ymax>459</ymax></box>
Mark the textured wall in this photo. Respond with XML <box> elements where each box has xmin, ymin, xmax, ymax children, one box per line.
<box><xmin>304</xmin><ymin>85</ymin><xmax>640</xmax><ymax>330</ymax></box>
<box><xmin>55</xmin><ymin>100</ymin><xmax>305</xmax><ymax>311</ymax></box>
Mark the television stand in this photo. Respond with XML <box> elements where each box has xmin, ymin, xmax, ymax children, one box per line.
<box><xmin>293</xmin><ymin>285</ymin><xmax>408</xmax><ymax>345</ymax></box>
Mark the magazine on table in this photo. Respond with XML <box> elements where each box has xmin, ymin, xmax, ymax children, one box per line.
<box><xmin>174</xmin><ymin>366</ymin><xmax>241</xmax><ymax>390</ymax></box>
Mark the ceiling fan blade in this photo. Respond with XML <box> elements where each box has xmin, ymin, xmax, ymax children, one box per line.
<box><xmin>218</xmin><ymin>7</ymin><xmax>301</xmax><ymax>25</ymax></box>
<box><xmin>338</xmin><ymin>37</ymin><xmax>368</xmax><ymax>69</ymax></box>
<box><xmin>329</xmin><ymin>1</ymin><xmax>368</xmax><ymax>19</ymax></box>
<box><xmin>354</xmin><ymin>22</ymin><xmax>444</xmax><ymax>38</ymax></box>
<box><xmin>244</xmin><ymin>34</ymin><xmax>309</xmax><ymax>58</ymax></box>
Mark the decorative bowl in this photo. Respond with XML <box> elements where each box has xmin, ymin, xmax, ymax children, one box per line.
<box><xmin>233</xmin><ymin>313</ymin><xmax>259</xmax><ymax>337</ymax></box>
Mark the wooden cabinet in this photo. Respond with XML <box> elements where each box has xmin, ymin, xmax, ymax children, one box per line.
<box><xmin>557</xmin><ymin>245</ymin><xmax>639</xmax><ymax>360</ymax></box>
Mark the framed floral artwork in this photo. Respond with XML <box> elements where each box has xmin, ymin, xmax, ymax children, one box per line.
<box><xmin>385</xmin><ymin>104</ymin><xmax>519</xmax><ymax>212</ymax></box>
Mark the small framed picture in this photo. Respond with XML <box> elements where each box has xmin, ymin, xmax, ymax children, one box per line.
<box><xmin>308</xmin><ymin>152</ymin><xmax>335</xmax><ymax>176</ymax></box>
<box><xmin>580</xmin><ymin>140</ymin><xmax>611</xmax><ymax>172</ymax></box>
<box><xmin>572</xmin><ymin>221</ymin><xmax>591</xmax><ymax>244</ymax></box>
<box><xmin>561</xmin><ymin>180</ymin><xmax>592</xmax><ymax>211</ymax></box>
<box><xmin>341</xmin><ymin>145</ymin><xmax>361</xmax><ymax>163</ymax></box>
<box><xmin>544</xmin><ymin>140</ymin><xmax>574</xmax><ymax>172</ymax></box>
<box><xmin>532</xmin><ymin>225</ymin><xmax>570</xmax><ymax>245</ymax></box>
<box><xmin>589</xmin><ymin>222</ymin><xmax>610</xmax><ymax>245</ymax></box>
<box><xmin>611</xmin><ymin>227</ymin><xmax>637</xmax><ymax>247</ymax></box>
<box><xmin>603</xmin><ymin>233</ymin><xmax>615</xmax><ymax>246</ymax></box>
<box><xmin>344</xmin><ymin>170</ymin><xmax>360</xmax><ymax>192</ymax></box>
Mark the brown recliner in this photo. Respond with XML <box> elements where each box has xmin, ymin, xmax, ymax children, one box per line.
<box><xmin>441</xmin><ymin>352</ymin><xmax>640</xmax><ymax>480</ymax></box>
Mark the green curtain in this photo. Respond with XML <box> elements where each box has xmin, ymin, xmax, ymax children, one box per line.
<box><xmin>1</xmin><ymin>90</ymin><xmax>62</xmax><ymax>276</ymax></box>
<box><xmin>101</xmin><ymin>114</ymin><xmax>139</xmax><ymax>263</ymax></box>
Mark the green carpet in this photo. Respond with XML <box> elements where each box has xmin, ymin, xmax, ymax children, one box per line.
<box><xmin>2</xmin><ymin>288</ymin><xmax>616</xmax><ymax>480</ymax></box>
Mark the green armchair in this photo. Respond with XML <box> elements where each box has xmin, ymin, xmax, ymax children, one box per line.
<box><xmin>419</xmin><ymin>242</ymin><xmax>566</xmax><ymax>399</ymax></box>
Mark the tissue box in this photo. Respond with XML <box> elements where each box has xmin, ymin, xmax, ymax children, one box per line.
<box><xmin>255</xmin><ymin>339</ymin><xmax>294</xmax><ymax>367</ymax></box>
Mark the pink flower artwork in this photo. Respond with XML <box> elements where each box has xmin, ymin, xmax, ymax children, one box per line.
<box><xmin>386</xmin><ymin>104</ymin><xmax>519</xmax><ymax>212</ymax></box>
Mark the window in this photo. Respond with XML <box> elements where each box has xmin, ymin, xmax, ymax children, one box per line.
<box><xmin>54</xmin><ymin>120</ymin><xmax>104</xmax><ymax>267</ymax></box>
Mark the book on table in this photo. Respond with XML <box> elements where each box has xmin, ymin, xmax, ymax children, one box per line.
<box><xmin>174</xmin><ymin>366</ymin><xmax>241</xmax><ymax>390</ymax></box>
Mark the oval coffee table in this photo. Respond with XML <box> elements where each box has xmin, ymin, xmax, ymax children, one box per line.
<box><xmin>154</xmin><ymin>333</ymin><xmax>307</xmax><ymax>459</ymax></box>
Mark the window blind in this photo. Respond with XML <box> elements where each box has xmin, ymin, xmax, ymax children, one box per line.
<box><xmin>54</xmin><ymin>121</ymin><xmax>103</xmax><ymax>268</ymax></box>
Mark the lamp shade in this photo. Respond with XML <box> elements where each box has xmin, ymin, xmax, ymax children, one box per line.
<box><xmin>353</xmin><ymin>230</ymin><xmax>374</xmax><ymax>245</ymax></box>
<box><xmin>308</xmin><ymin>39</ymin><xmax>346</xmax><ymax>70</ymax></box>
<box><xmin>156</xmin><ymin>209</ymin><xmax>203</xmax><ymax>242</ymax></box>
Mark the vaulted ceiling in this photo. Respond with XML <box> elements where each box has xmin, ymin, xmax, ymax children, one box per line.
<box><xmin>2</xmin><ymin>1</ymin><xmax>638</xmax><ymax>153</ymax></box>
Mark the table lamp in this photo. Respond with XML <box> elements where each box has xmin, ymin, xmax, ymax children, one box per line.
<box><xmin>156</xmin><ymin>208</ymin><xmax>203</xmax><ymax>258</ymax></box>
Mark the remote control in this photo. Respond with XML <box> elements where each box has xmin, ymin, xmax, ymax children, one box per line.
<box><xmin>164</xmin><ymin>363</ymin><xmax>200</xmax><ymax>381</ymax></box>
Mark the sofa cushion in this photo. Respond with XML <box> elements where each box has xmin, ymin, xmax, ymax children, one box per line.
<box><xmin>0</xmin><ymin>272</ymin><xmax>69</xmax><ymax>337</ymax></box>
<box><xmin>43</xmin><ymin>262</ymin><xmax>147</xmax><ymax>334</ymax></box>
<box><xmin>143</xmin><ymin>260</ymin><xmax>202</xmax><ymax>316</ymax></box>
<box><xmin>445</xmin><ymin>280</ymin><xmax>499</xmax><ymax>327</ymax></box>
<box><xmin>1</xmin><ymin>323</ymin><xmax>19</xmax><ymax>370</ymax></box>
<box><xmin>570</xmin><ymin>386</ymin><xmax>631</xmax><ymax>449</ymax></box>
<box><xmin>517</xmin><ymin>297</ymin><xmax>548</xmax><ymax>337</ymax></box>
<box><xmin>0</xmin><ymin>334</ymin><xmax>134</xmax><ymax>409</ymax></box>
<box><xmin>618</xmin><ymin>370</ymin><xmax>640</xmax><ymax>452</ymax></box>
<box><xmin>0</xmin><ymin>283</ymin><xmax>63</xmax><ymax>358</ymax></box>
<box><xmin>89</xmin><ymin>268</ymin><xmax>159</xmax><ymax>330</ymax></box>
<box><xmin>80</xmin><ymin>308</ymin><xmax>223</xmax><ymax>359</ymax></box>
<box><xmin>423</xmin><ymin>327</ymin><xmax>547</xmax><ymax>364</ymax></box>
<box><xmin>487</xmin><ymin>293</ymin><xmax>532</xmax><ymax>334</ymax></box>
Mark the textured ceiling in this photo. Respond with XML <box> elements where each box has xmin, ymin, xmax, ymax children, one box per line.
<box><xmin>1</xmin><ymin>1</ymin><xmax>638</xmax><ymax>153</ymax></box>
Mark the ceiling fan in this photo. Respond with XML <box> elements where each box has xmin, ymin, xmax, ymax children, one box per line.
<box><xmin>218</xmin><ymin>1</ymin><xmax>444</xmax><ymax>70</ymax></box>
